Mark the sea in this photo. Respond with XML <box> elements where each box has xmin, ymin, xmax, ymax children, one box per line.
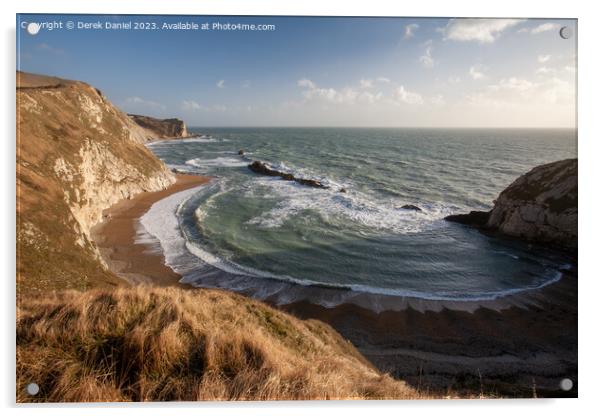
<box><xmin>139</xmin><ymin>128</ymin><xmax>577</xmax><ymax>310</ymax></box>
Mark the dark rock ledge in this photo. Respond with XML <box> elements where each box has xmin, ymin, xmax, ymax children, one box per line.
<box><xmin>248</xmin><ymin>160</ymin><xmax>329</xmax><ymax>189</ymax></box>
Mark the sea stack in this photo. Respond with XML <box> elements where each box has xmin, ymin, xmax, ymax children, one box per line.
<box><xmin>445</xmin><ymin>158</ymin><xmax>577</xmax><ymax>251</ymax></box>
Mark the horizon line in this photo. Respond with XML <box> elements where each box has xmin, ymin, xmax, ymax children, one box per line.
<box><xmin>186</xmin><ymin>125</ymin><xmax>578</xmax><ymax>130</ymax></box>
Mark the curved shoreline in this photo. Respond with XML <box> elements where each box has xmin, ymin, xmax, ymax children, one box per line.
<box><xmin>91</xmin><ymin>174</ymin><xmax>577</xmax><ymax>396</ymax></box>
<box><xmin>90</xmin><ymin>173</ymin><xmax>212</xmax><ymax>287</ymax></box>
<box><xmin>92</xmin><ymin>173</ymin><xmax>575</xmax><ymax>313</ymax></box>
<box><xmin>131</xmin><ymin>174</ymin><xmax>571</xmax><ymax>312</ymax></box>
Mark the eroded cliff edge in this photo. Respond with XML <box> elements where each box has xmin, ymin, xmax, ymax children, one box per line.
<box><xmin>446</xmin><ymin>158</ymin><xmax>577</xmax><ymax>252</ymax></box>
<box><xmin>17</xmin><ymin>71</ymin><xmax>176</xmax><ymax>294</ymax></box>
<box><xmin>128</xmin><ymin>114</ymin><xmax>189</xmax><ymax>141</ymax></box>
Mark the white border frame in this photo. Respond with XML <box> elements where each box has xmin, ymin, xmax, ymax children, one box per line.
<box><xmin>3</xmin><ymin>1</ymin><xmax>600</xmax><ymax>415</ymax></box>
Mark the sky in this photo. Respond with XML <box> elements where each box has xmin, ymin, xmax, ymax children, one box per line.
<box><xmin>17</xmin><ymin>15</ymin><xmax>577</xmax><ymax>128</ymax></box>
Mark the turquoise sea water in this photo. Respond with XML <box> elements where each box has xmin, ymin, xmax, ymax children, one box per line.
<box><xmin>142</xmin><ymin>128</ymin><xmax>576</xmax><ymax>307</ymax></box>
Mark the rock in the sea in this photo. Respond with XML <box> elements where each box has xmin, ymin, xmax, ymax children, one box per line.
<box><xmin>238</xmin><ymin>149</ymin><xmax>245</xmax><ymax>156</ymax></box>
<box><xmin>400</xmin><ymin>204</ymin><xmax>422</xmax><ymax>212</ymax></box>
<box><xmin>445</xmin><ymin>210</ymin><xmax>490</xmax><ymax>227</ymax></box>
<box><xmin>248</xmin><ymin>161</ymin><xmax>280</xmax><ymax>177</ymax></box>
<box><xmin>445</xmin><ymin>158</ymin><xmax>577</xmax><ymax>251</ymax></box>
<box><xmin>248</xmin><ymin>161</ymin><xmax>328</xmax><ymax>189</ymax></box>
<box><xmin>295</xmin><ymin>177</ymin><xmax>326</xmax><ymax>188</ymax></box>
<box><xmin>339</xmin><ymin>188</ymin><xmax>347</xmax><ymax>193</ymax></box>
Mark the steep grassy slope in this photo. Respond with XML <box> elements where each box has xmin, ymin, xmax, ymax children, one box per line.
<box><xmin>17</xmin><ymin>71</ymin><xmax>175</xmax><ymax>295</ymax></box>
<box><xmin>16</xmin><ymin>286</ymin><xmax>422</xmax><ymax>402</ymax></box>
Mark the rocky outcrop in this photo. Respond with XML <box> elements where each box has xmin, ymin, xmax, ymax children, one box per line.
<box><xmin>128</xmin><ymin>114</ymin><xmax>189</xmax><ymax>141</ymax></box>
<box><xmin>445</xmin><ymin>159</ymin><xmax>577</xmax><ymax>251</ymax></box>
<box><xmin>248</xmin><ymin>161</ymin><xmax>328</xmax><ymax>189</ymax></box>
<box><xmin>444</xmin><ymin>210</ymin><xmax>489</xmax><ymax>227</ymax></box>
<box><xmin>17</xmin><ymin>71</ymin><xmax>175</xmax><ymax>293</ymax></box>
<box><xmin>399</xmin><ymin>204</ymin><xmax>422</xmax><ymax>212</ymax></box>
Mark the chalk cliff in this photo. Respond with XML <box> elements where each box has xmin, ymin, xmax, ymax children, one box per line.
<box><xmin>446</xmin><ymin>159</ymin><xmax>577</xmax><ymax>251</ymax></box>
<box><xmin>17</xmin><ymin>71</ymin><xmax>176</xmax><ymax>294</ymax></box>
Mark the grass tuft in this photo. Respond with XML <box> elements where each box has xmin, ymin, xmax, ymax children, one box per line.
<box><xmin>17</xmin><ymin>286</ymin><xmax>428</xmax><ymax>402</ymax></box>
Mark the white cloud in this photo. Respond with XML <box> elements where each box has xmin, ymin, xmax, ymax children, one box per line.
<box><xmin>124</xmin><ymin>96</ymin><xmax>165</xmax><ymax>110</ymax></box>
<box><xmin>376</xmin><ymin>77</ymin><xmax>391</xmax><ymax>83</ymax></box>
<box><xmin>297</xmin><ymin>78</ymin><xmax>316</xmax><ymax>89</ymax></box>
<box><xmin>469</xmin><ymin>65</ymin><xmax>487</xmax><ymax>80</ymax></box>
<box><xmin>395</xmin><ymin>86</ymin><xmax>423</xmax><ymax>105</ymax></box>
<box><xmin>448</xmin><ymin>76</ymin><xmax>461</xmax><ymax>84</ymax></box>
<box><xmin>541</xmin><ymin>78</ymin><xmax>572</xmax><ymax>104</ymax></box>
<box><xmin>442</xmin><ymin>18</ymin><xmax>523</xmax><ymax>43</ymax></box>
<box><xmin>242</xmin><ymin>80</ymin><xmax>251</xmax><ymax>88</ymax></box>
<box><xmin>488</xmin><ymin>77</ymin><xmax>535</xmax><ymax>93</ymax></box>
<box><xmin>359</xmin><ymin>79</ymin><xmax>374</xmax><ymax>89</ymax></box>
<box><xmin>297</xmin><ymin>78</ymin><xmax>386</xmax><ymax>105</ymax></box>
<box><xmin>298</xmin><ymin>79</ymin><xmax>356</xmax><ymax>104</ymax></box>
<box><xmin>294</xmin><ymin>79</ymin><xmax>441</xmax><ymax>110</ymax></box>
<box><xmin>532</xmin><ymin>23</ymin><xmax>561</xmax><ymax>34</ymax></box>
<box><xmin>564</xmin><ymin>65</ymin><xmax>576</xmax><ymax>73</ymax></box>
<box><xmin>419</xmin><ymin>42</ymin><xmax>435</xmax><ymax>69</ymax></box>
<box><xmin>404</xmin><ymin>23</ymin><xmax>419</xmax><ymax>39</ymax></box>
<box><xmin>181</xmin><ymin>100</ymin><xmax>204</xmax><ymax>111</ymax></box>
<box><xmin>536</xmin><ymin>67</ymin><xmax>554</xmax><ymax>75</ymax></box>
<box><xmin>36</xmin><ymin>42</ymin><xmax>66</xmax><ymax>55</ymax></box>
<box><xmin>431</xmin><ymin>95</ymin><xmax>445</xmax><ymax>105</ymax></box>
<box><xmin>216</xmin><ymin>79</ymin><xmax>225</xmax><ymax>88</ymax></box>
<box><xmin>538</xmin><ymin>54</ymin><xmax>552</xmax><ymax>63</ymax></box>
<box><xmin>467</xmin><ymin>74</ymin><xmax>573</xmax><ymax>109</ymax></box>
<box><xmin>359</xmin><ymin>91</ymin><xmax>384</xmax><ymax>104</ymax></box>
<box><xmin>181</xmin><ymin>100</ymin><xmax>227</xmax><ymax>112</ymax></box>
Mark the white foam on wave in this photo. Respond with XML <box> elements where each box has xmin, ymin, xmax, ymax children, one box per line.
<box><xmin>146</xmin><ymin>137</ymin><xmax>227</xmax><ymax>147</ymax></box>
<box><xmin>266</xmin><ymin>160</ymin><xmax>344</xmax><ymax>189</ymax></box>
<box><xmin>185</xmin><ymin>236</ymin><xmax>566</xmax><ymax>301</ymax></box>
<box><xmin>138</xmin><ymin>185</ymin><xmax>208</xmax><ymax>276</ymax></box>
<box><xmin>137</xmin><ymin>179</ymin><xmax>568</xmax><ymax>304</ymax></box>
<box><xmin>182</xmin><ymin>240</ymin><xmax>320</xmax><ymax>287</ymax></box>
<box><xmin>186</xmin><ymin>157</ymin><xmax>248</xmax><ymax>169</ymax></box>
<box><xmin>245</xmin><ymin>175</ymin><xmax>455</xmax><ymax>234</ymax></box>
<box><xmin>137</xmin><ymin>180</ymin><xmax>327</xmax><ymax>288</ymax></box>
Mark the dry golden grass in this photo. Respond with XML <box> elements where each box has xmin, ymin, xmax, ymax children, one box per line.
<box><xmin>17</xmin><ymin>286</ymin><xmax>427</xmax><ymax>402</ymax></box>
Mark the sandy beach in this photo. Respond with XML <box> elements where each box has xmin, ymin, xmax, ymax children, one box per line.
<box><xmin>91</xmin><ymin>173</ymin><xmax>212</xmax><ymax>287</ymax></box>
<box><xmin>91</xmin><ymin>172</ymin><xmax>577</xmax><ymax>398</ymax></box>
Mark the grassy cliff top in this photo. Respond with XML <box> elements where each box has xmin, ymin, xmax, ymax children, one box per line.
<box><xmin>17</xmin><ymin>285</ymin><xmax>424</xmax><ymax>402</ymax></box>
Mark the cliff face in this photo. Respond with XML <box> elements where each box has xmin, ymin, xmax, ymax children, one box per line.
<box><xmin>17</xmin><ymin>71</ymin><xmax>176</xmax><ymax>294</ymax></box>
<box><xmin>128</xmin><ymin>114</ymin><xmax>189</xmax><ymax>141</ymax></box>
<box><xmin>446</xmin><ymin>159</ymin><xmax>577</xmax><ymax>251</ymax></box>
